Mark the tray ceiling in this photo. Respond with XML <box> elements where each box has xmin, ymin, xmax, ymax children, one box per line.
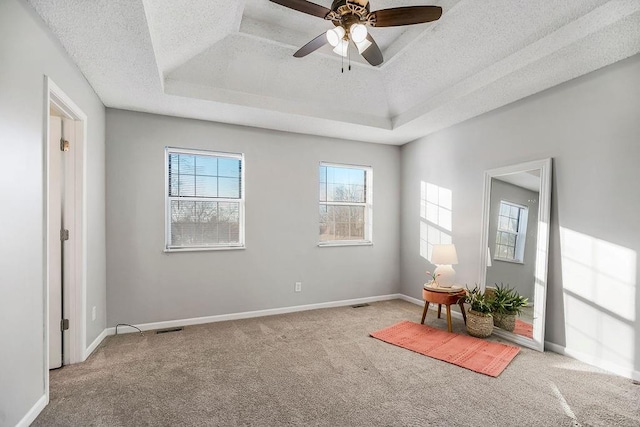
<box><xmin>27</xmin><ymin>0</ymin><xmax>640</xmax><ymax>144</ymax></box>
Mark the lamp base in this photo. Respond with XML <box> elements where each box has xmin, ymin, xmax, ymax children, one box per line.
<box><xmin>434</xmin><ymin>265</ymin><xmax>456</xmax><ymax>288</ymax></box>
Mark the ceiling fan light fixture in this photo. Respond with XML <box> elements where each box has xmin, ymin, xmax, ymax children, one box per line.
<box><xmin>355</xmin><ymin>38</ymin><xmax>372</xmax><ymax>54</ymax></box>
<box><xmin>333</xmin><ymin>39</ymin><xmax>349</xmax><ymax>57</ymax></box>
<box><xmin>349</xmin><ymin>23</ymin><xmax>367</xmax><ymax>43</ymax></box>
<box><xmin>326</xmin><ymin>26</ymin><xmax>346</xmax><ymax>47</ymax></box>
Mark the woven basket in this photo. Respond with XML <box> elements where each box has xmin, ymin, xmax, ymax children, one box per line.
<box><xmin>466</xmin><ymin>309</ymin><xmax>494</xmax><ymax>338</ymax></box>
<box><xmin>493</xmin><ymin>312</ymin><xmax>517</xmax><ymax>332</ymax></box>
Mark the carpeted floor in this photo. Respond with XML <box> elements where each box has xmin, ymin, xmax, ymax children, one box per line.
<box><xmin>35</xmin><ymin>300</ymin><xmax>640</xmax><ymax>426</ymax></box>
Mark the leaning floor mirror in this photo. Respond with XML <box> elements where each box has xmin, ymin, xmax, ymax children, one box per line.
<box><xmin>479</xmin><ymin>158</ymin><xmax>552</xmax><ymax>351</ymax></box>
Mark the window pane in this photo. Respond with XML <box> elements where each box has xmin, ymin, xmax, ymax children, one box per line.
<box><xmin>324</xmin><ymin>166</ymin><xmax>365</xmax><ymax>203</ymax></box>
<box><xmin>170</xmin><ymin>200</ymin><xmax>240</xmax><ymax>246</ymax></box>
<box><xmin>179</xmin><ymin>155</ymin><xmax>195</xmax><ymax>175</ymax></box>
<box><xmin>169</xmin><ymin>173</ymin><xmax>180</xmax><ymax>197</ymax></box>
<box><xmin>319</xmin><ymin>205</ymin><xmax>365</xmax><ymax>241</ymax></box>
<box><xmin>195</xmin><ymin>156</ymin><xmax>217</xmax><ymax>176</ymax></box>
<box><xmin>195</xmin><ymin>176</ymin><xmax>217</xmax><ymax>198</ymax></box>
<box><xmin>500</xmin><ymin>202</ymin><xmax>510</xmax><ymax>216</ymax></box>
<box><xmin>178</xmin><ymin>175</ymin><xmax>196</xmax><ymax>197</ymax></box>
<box><xmin>509</xmin><ymin>218</ymin><xmax>518</xmax><ymax>232</ymax></box>
<box><xmin>510</xmin><ymin>205</ymin><xmax>519</xmax><ymax>218</ymax></box>
<box><xmin>319</xmin><ymin>182</ymin><xmax>327</xmax><ymax>202</ymax></box>
<box><xmin>218</xmin><ymin>158</ymin><xmax>241</xmax><ymax>178</ymax></box>
<box><xmin>498</xmin><ymin>216</ymin><xmax>509</xmax><ymax>230</ymax></box>
<box><xmin>219</xmin><ymin>177</ymin><xmax>240</xmax><ymax>198</ymax></box>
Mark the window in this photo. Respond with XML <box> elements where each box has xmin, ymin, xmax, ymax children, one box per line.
<box><xmin>495</xmin><ymin>201</ymin><xmax>528</xmax><ymax>262</ymax></box>
<box><xmin>319</xmin><ymin>163</ymin><xmax>372</xmax><ymax>245</ymax></box>
<box><xmin>165</xmin><ymin>147</ymin><xmax>244</xmax><ymax>251</ymax></box>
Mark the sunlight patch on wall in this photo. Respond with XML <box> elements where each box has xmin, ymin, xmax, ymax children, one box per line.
<box><xmin>560</xmin><ymin>227</ymin><xmax>636</xmax><ymax>321</ymax></box>
<box><xmin>420</xmin><ymin>182</ymin><xmax>452</xmax><ymax>261</ymax></box>
<box><xmin>560</xmin><ymin>227</ymin><xmax>636</xmax><ymax>369</ymax></box>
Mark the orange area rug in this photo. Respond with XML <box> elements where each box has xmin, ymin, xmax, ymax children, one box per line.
<box><xmin>513</xmin><ymin>319</ymin><xmax>534</xmax><ymax>339</ymax></box>
<box><xmin>370</xmin><ymin>321</ymin><xmax>520</xmax><ymax>377</ymax></box>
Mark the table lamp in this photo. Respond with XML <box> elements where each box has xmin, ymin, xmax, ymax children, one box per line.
<box><xmin>431</xmin><ymin>244</ymin><xmax>458</xmax><ymax>288</ymax></box>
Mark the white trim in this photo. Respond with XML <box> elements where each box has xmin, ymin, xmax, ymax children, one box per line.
<box><xmin>398</xmin><ymin>294</ymin><xmax>423</xmax><ymax>306</ymax></box>
<box><xmin>318</xmin><ymin>241</ymin><xmax>373</xmax><ymax>247</ymax></box>
<box><xmin>164</xmin><ymin>147</ymin><xmax>245</xmax><ymax>251</ymax></box>
<box><xmin>15</xmin><ymin>394</ymin><xmax>48</xmax><ymax>427</ymax></box>
<box><xmin>164</xmin><ymin>246</ymin><xmax>246</xmax><ymax>253</ymax></box>
<box><xmin>545</xmin><ymin>341</ymin><xmax>640</xmax><ymax>382</ymax></box>
<box><xmin>43</xmin><ymin>77</ymin><xmax>88</xmax><ymax>415</ymax></box>
<box><xmin>319</xmin><ymin>162</ymin><xmax>373</xmax><ymax>245</ymax></box>
<box><xmin>84</xmin><ymin>328</ymin><xmax>108</xmax><ymax>360</ymax></box>
<box><xmin>478</xmin><ymin>158</ymin><xmax>552</xmax><ymax>352</ymax></box>
<box><xmin>106</xmin><ymin>294</ymin><xmax>401</xmax><ymax>335</ymax></box>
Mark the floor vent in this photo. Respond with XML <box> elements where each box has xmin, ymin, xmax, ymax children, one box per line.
<box><xmin>351</xmin><ymin>303</ymin><xmax>370</xmax><ymax>308</ymax></box>
<box><xmin>156</xmin><ymin>327</ymin><xmax>183</xmax><ymax>334</ymax></box>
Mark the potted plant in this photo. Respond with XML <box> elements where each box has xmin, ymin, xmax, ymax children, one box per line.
<box><xmin>489</xmin><ymin>283</ymin><xmax>528</xmax><ymax>332</ymax></box>
<box><xmin>464</xmin><ymin>286</ymin><xmax>493</xmax><ymax>338</ymax></box>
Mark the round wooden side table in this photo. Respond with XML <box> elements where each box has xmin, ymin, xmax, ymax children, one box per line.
<box><xmin>421</xmin><ymin>287</ymin><xmax>467</xmax><ymax>333</ymax></box>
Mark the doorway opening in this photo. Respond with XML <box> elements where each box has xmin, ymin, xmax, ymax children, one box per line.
<box><xmin>44</xmin><ymin>77</ymin><xmax>87</xmax><ymax>390</ymax></box>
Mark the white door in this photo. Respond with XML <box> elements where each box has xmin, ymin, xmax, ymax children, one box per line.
<box><xmin>48</xmin><ymin>115</ymin><xmax>63</xmax><ymax>369</ymax></box>
<box><xmin>48</xmin><ymin>114</ymin><xmax>75</xmax><ymax>369</ymax></box>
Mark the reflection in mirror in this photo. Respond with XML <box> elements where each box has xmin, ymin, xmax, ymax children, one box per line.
<box><xmin>480</xmin><ymin>159</ymin><xmax>552</xmax><ymax>351</ymax></box>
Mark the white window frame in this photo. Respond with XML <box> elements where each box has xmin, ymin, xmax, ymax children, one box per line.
<box><xmin>494</xmin><ymin>200</ymin><xmax>528</xmax><ymax>263</ymax></box>
<box><xmin>164</xmin><ymin>147</ymin><xmax>245</xmax><ymax>252</ymax></box>
<box><xmin>318</xmin><ymin>162</ymin><xmax>373</xmax><ymax>247</ymax></box>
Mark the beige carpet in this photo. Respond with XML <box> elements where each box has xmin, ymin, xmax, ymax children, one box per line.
<box><xmin>35</xmin><ymin>300</ymin><xmax>640</xmax><ymax>426</ymax></box>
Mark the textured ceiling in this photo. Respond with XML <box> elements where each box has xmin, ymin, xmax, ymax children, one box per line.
<box><xmin>27</xmin><ymin>0</ymin><xmax>640</xmax><ymax>144</ymax></box>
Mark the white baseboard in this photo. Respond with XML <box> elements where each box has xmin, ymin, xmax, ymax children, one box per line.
<box><xmin>84</xmin><ymin>328</ymin><xmax>108</xmax><ymax>360</ymax></box>
<box><xmin>398</xmin><ymin>294</ymin><xmax>422</xmax><ymax>306</ymax></box>
<box><xmin>106</xmin><ymin>293</ymin><xmax>403</xmax><ymax>335</ymax></box>
<box><xmin>15</xmin><ymin>394</ymin><xmax>47</xmax><ymax>427</ymax></box>
<box><xmin>544</xmin><ymin>341</ymin><xmax>640</xmax><ymax>382</ymax></box>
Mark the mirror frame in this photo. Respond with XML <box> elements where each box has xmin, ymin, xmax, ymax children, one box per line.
<box><xmin>479</xmin><ymin>158</ymin><xmax>552</xmax><ymax>351</ymax></box>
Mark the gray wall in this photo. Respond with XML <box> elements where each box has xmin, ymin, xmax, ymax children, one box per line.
<box><xmin>401</xmin><ymin>54</ymin><xmax>640</xmax><ymax>376</ymax></box>
<box><xmin>486</xmin><ymin>180</ymin><xmax>539</xmax><ymax>302</ymax></box>
<box><xmin>106</xmin><ymin>109</ymin><xmax>400</xmax><ymax>327</ymax></box>
<box><xmin>0</xmin><ymin>0</ymin><xmax>106</xmax><ymax>425</ymax></box>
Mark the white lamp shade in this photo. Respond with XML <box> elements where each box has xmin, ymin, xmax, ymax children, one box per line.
<box><xmin>333</xmin><ymin>39</ymin><xmax>349</xmax><ymax>57</ymax></box>
<box><xmin>355</xmin><ymin>38</ymin><xmax>372</xmax><ymax>54</ymax></box>
<box><xmin>350</xmin><ymin>23</ymin><xmax>367</xmax><ymax>43</ymax></box>
<box><xmin>326</xmin><ymin>26</ymin><xmax>345</xmax><ymax>47</ymax></box>
<box><xmin>431</xmin><ymin>244</ymin><xmax>458</xmax><ymax>265</ymax></box>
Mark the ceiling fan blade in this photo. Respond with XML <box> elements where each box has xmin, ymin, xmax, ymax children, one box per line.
<box><xmin>269</xmin><ymin>0</ymin><xmax>331</xmax><ymax>19</ymax></box>
<box><xmin>370</xmin><ymin>6</ymin><xmax>442</xmax><ymax>27</ymax></box>
<box><xmin>294</xmin><ymin>33</ymin><xmax>328</xmax><ymax>58</ymax></box>
<box><xmin>360</xmin><ymin>34</ymin><xmax>383</xmax><ymax>66</ymax></box>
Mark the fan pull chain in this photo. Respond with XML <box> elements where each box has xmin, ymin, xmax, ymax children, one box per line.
<box><xmin>341</xmin><ymin>47</ymin><xmax>344</xmax><ymax>73</ymax></box>
<box><xmin>348</xmin><ymin>41</ymin><xmax>352</xmax><ymax>71</ymax></box>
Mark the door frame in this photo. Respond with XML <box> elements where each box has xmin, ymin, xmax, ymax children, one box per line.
<box><xmin>43</xmin><ymin>76</ymin><xmax>87</xmax><ymax>394</ymax></box>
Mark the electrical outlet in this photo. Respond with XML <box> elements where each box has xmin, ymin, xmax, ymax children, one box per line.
<box><xmin>92</xmin><ymin>306</ymin><xmax>97</xmax><ymax>321</ymax></box>
<box><xmin>295</xmin><ymin>282</ymin><xmax>302</xmax><ymax>292</ymax></box>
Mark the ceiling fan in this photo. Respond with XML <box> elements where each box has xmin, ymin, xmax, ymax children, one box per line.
<box><xmin>269</xmin><ymin>0</ymin><xmax>443</xmax><ymax>67</ymax></box>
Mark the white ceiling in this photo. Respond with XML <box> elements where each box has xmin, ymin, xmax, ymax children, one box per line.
<box><xmin>27</xmin><ymin>0</ymin><xmax>640</xmax><ymax>145</ymax></box>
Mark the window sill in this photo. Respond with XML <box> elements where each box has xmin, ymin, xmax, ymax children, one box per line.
<box><xmin>318</xmin><ymin>241</ymin><xmax>373</xmax><ymax>248</ymax></box>
<box><xmin>493</xmin><ymin>257</ymin><xmax>524</xmax><ymax>265</ymax></box>
<box><xmin>164</xmin><ymin>246</ymin><xmax>245</xmax><ymax>253</ymax></box>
